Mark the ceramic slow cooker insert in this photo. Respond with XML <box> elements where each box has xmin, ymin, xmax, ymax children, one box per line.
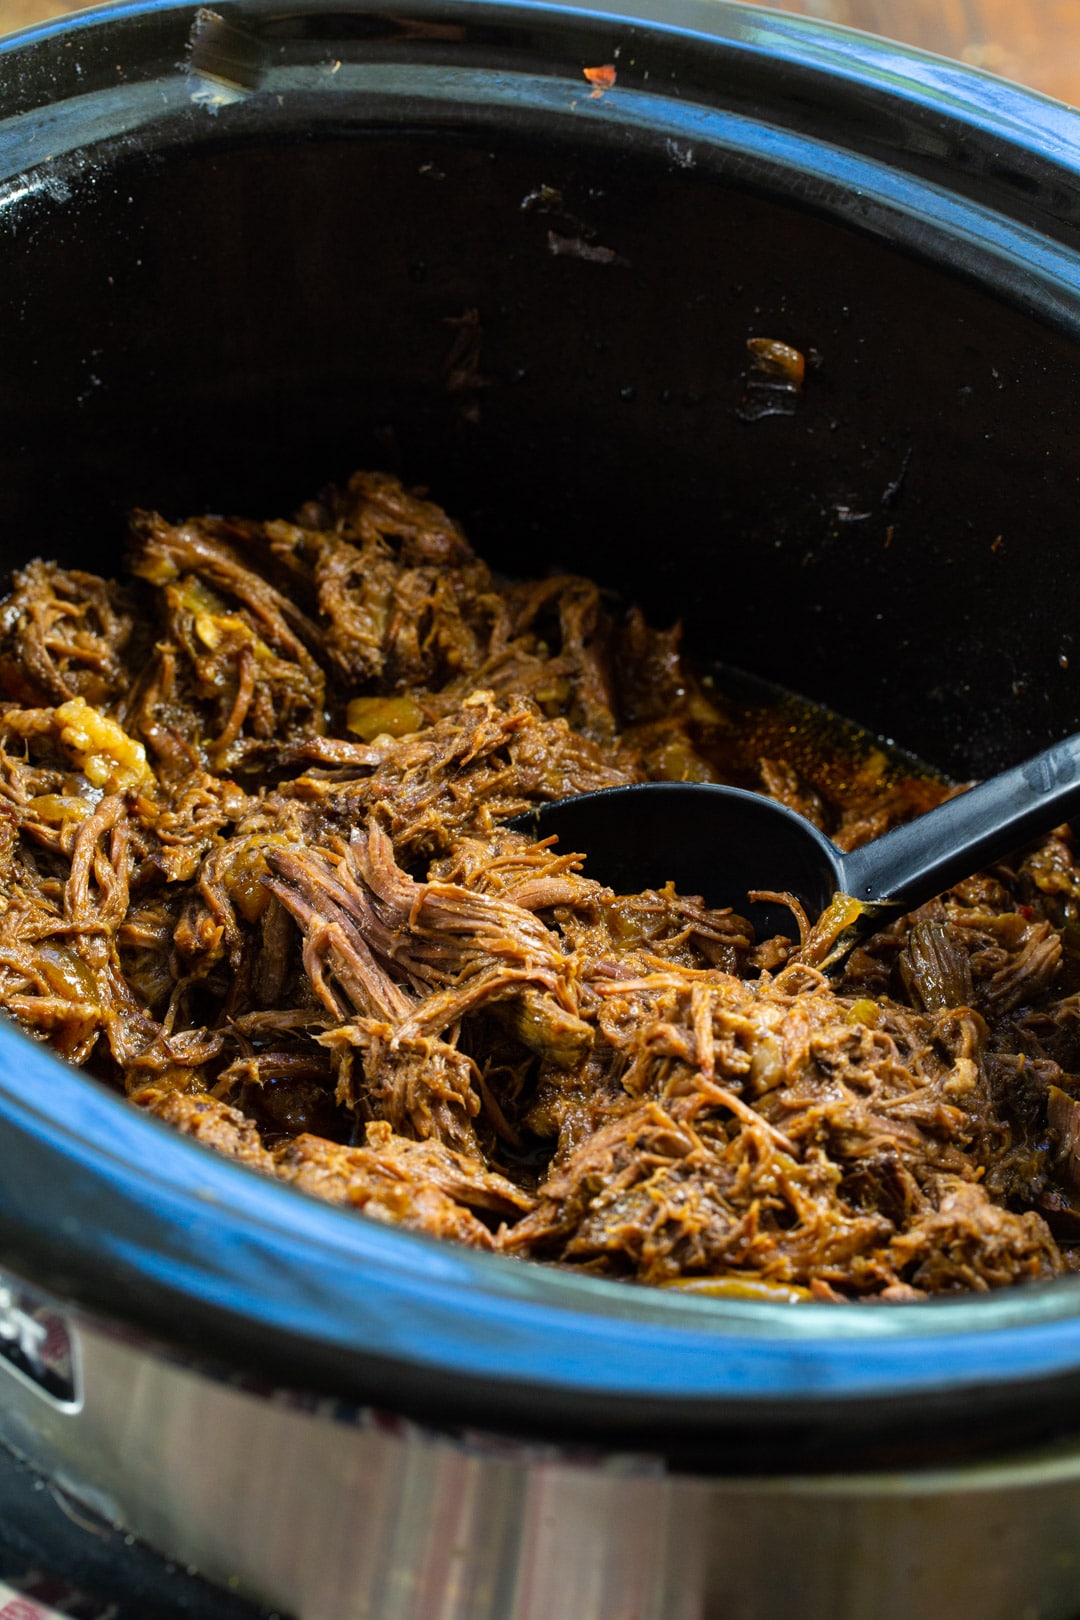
<box><xmin>4</xmin><ymin>2</ymin><xmax>1080</xmax><ymax>1616</ymax></box>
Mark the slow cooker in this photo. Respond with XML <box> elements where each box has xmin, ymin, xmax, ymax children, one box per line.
<box><xmin>4</xmin><ymin>1</ymin><xmax>1080</xmax><ymax>1615</ymax></box>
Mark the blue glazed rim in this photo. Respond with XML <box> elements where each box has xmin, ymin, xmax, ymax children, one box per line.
<box><xmin>4</xmin><ymin>0</ymin><xmax>1080</xmax><ymax>1470</ymax></box>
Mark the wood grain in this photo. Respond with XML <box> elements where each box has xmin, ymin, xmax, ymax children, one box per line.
<box><xmin>2</xmin><ymin>0</ymin><xmax>1080</xmax><ymax>105</ymax></box>
<box><xmin>755</xmin><ymin>0</ymin><xmax>1080</xmax><ymax>106</ymax></box>
<box><xmin>2</xmin><ymin>0</ymin><xmax>72</xmax><ymax>31</ymax></box>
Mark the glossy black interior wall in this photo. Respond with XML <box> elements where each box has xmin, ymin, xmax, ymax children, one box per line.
<box><xmin>3</xmin><ymin>6</ymin><xmax>1080</xmax><ymax>783</ymax></box>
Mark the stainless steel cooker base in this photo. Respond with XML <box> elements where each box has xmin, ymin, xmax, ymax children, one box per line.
<box><xmin>1</xmin><ymin>1269</ymin><xmax>1078</xmax><ymax>1620</ymax></box>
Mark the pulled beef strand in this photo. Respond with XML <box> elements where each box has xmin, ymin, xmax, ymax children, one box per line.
<box><xmin>0</xmin><ymin>470</ymin><xmax>1075</xmax><ymax>1299</ymax></box>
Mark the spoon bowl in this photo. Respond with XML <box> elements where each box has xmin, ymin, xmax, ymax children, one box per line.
<box><xmin>515</xmin><ymin>783</ymin><xmax>844</xmax><ymax>941</ymax></box>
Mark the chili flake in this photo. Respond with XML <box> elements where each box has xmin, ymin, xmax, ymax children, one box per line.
<box><xmin>583</xmin><ymin>63</ymin><xmax>616</xmax><ymax>98</ymax></box>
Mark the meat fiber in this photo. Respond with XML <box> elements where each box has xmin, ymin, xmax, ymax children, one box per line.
<box><xmin>0</xmin><ymin>472</ymin><xmax>1074</xmax><ymax>1300</ymax></box>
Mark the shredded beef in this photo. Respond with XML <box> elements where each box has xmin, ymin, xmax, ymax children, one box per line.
<box><xmin>0</xmin><ymin>472</ymin><xmax>1076</xmax><ymax>1300</ymax></box>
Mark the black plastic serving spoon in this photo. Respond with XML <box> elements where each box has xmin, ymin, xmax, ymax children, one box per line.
<box><xmin>514</xmin><ymin>735</ymin><xmax>1080</xmax><ymax>948</ymax></box>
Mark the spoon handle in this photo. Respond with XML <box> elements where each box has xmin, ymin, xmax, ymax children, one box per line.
<box><xmin>837</xmin><ymin>733</ymin><xmax>1080</xmax><ymax>909</ymax></box>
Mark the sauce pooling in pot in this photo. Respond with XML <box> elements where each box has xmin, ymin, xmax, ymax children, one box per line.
<box><xmin>0</xmin><ymin>471</ymin><xmax>1074</xmax><ymax>1301</ymax></box>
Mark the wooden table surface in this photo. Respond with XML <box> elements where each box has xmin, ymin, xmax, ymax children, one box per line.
<box><xmin>2</xmin><ymin>0</ymin><xmax>1080</xmax><ymax>106</ymax></box>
